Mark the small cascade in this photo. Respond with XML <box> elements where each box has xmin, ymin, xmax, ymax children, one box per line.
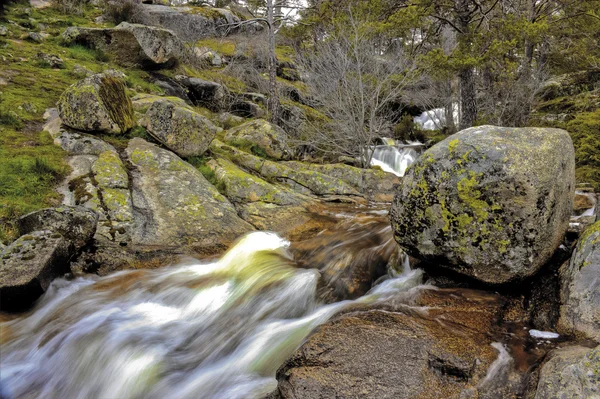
<box><xmin>574</xmin><ymin>190</ymin><xmax>597</xmax><ymax>218</ymax></box>
<box><xmin>414</xmin><ymin>104</ymin><xmax>459</xmax><ymax>131</ymax></box>
<box><xmin>0</xmin><ymin>229</ymin><xmax>424</xmax><ymax>399</ymax></box>
<box><xmin>370</xmin><ymin>145</ymin><xmax>419</xmax><ymax>177</ymax></box>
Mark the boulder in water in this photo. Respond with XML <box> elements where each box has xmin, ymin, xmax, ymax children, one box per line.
<box><xmin>558</xmin><ymin>221</ymin><xmax>600</xmax><ymax>340</ymax></box>
<box><xmin>224</xmin><ymin>119</ymin><xmax>289</xmax><ymax>160</ymax></box>
<box><xmin>57</xmin><ymin>71</ymin><xmax>135</xmax><ymax>135</ymax></box>
<box><xmin>390</xmin><ymin>126</ymin><xmax>575</xmax><ymax>284</ymax></box>
<box><xmin>140</xmin><ymin>98</ymin><xmax>221</xmax><ymax>158</ymax></box>
<box><xmin>61</xmin><ymin>22</ymin><xmax>184</xmax><ymax>68</ymax></box>
<box><xmin>533</xmin><ymin>344</ymin><xmax>600</xmax><ymax>399</ymax></box>
<box><xmin>0</xmin><ymin>231</ymin><xmax>71</xmax><ymax>310</ymax></box>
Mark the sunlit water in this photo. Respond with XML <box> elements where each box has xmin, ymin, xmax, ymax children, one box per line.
<box><xmin>370</xmin><ymin>145</ymin><xmax>418</xmax><ymax>177</ymax></box>
<box><xmin>0</xmin><ymin>231</ymin><xmax>424</xmax><ymax>399</ymax></box>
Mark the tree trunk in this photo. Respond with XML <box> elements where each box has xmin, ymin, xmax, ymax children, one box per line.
<box><xmin>459</xmin><ymin>67</ymin><xmax>477</xmax><ymax>130</ymax></box>
<box><xmin>444</xmin><ymin>79</ymin><xmax>456</xmax><ymax>134</ymax></box>
<box><xmin>267</xmin><ymin>0</ymin><xmax>281</xmax><ymax>123</ymax></box>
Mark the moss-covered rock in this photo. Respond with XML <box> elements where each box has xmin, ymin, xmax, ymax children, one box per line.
<box><xmin>125</xmin><ymin>138</ymin><xmax>253</xmax><ymax>248</ymax></box>
<box><xmin>558</xmin><ymin>221</ymin><xmax>600</xmax><ymax>340</ymax></box>
<box><xmin>390</xmin><ymin>126</ymin><xmax>575</xmax><ymax>284</ymax></box>
<box><xmin>224</xmin><ymin>119</ymin><xmax>290</xmax><ymax>160</ymax></box>
<box><xmin>61</xmin><ymin>22</ymin><xmax>185</xmax><ymax>68</ymax></box>
<box><xmin>207</xmin><ymin>157</ymin><xmax>306</xmax><ymax>205</ymax></box>
<box><xmin>131</xmin><ymin>94</ymin><xmax>190</xmax><ymax>113</ymax></box>
<box><xmin>534</xmin><ymin>345</ymin><xmax>600</xmax><ymax>399</ymax></box>
<box><xmin>210</xmin><ymin>140</ymin><xmax>361</xmax><ymax>197</ymax></box>
<box><xmin>57</xmin><ymin>72</ymin><xmax>135</xmax><ymax>135</ymax></box>
<box><xmin>141</xmin><ymin>98</ymin><xmax>221</xmax><ymax>158</ymax></box>
<box><xmin>92</xmin><ymin>150</ymin><xmax>129</xmax><ymax>189</ymax></box>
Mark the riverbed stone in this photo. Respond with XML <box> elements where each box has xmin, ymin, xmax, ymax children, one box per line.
<box><xmin>0</xmin><ymin>231</ymin><xmax>71</xmax><ymax>310</ymax></box>
<box><xmin>558</xmin><ymin>221</ymin><xmax>600</xmax><ymax>340</ymax></box>
<box><xmin>141</xmin><ymin>98</ymin><xmax>220</xmax><ymax>157</ymax></box>
<box><xmin>390</xmin><ymin>126</ymin><xmax>575</xmax><ymax>284</ymax></box>
<box><xmin>57</xmin><ymin>72</ymin><xmax>135</xmax><ymax>135</ymax></box>
<box><xmin>224</xmin><ymin>119</ymin><xmax>289</xmax><ymax>160</ymax></box>
<box><xmin>534</xmin><ymin>345</ymin><xmax>600</xmax><ymax>399</ymax></box>
<box><xmin>276</xmin><ymin>288</ymin><xmax>522</xmax><ymax>399</ymax></box>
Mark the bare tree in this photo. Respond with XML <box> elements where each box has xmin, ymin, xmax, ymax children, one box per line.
<box><xmin>297</xmin><ymin>11</ymin><xmax>422</xmax><ymax>167</ymax></box>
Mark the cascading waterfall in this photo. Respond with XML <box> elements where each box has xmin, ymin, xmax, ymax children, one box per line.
<box><xmin>370</xmin><ymin>145</ymin><xmax>419</xmax><ymax>177</ymax></box>
<box><xmin>0</xmin><ymin>230</ymin><xmax>424</xmax><ymax>399</ymax></box>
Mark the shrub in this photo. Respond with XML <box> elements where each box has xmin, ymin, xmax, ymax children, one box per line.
<box><xmin>52</xmin><ymin>0</ymin><xmax>91</xmax><ymax>15</ymax></box>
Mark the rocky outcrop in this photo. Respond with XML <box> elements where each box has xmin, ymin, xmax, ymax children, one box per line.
<box><xmin>207</xmin><ymin>157</ymin><xmax>306</xmax><ymax>205</ymax></box>
<box><xmin>282</xmin><ymin>162</ymin><xmax>400</xmax><ymax>202</ymax></box>
<box><xmin>17</xmin><ymin>207</ymin><xmax>98</xmax><ymax>249</ymax></box>
<box><xmin>391</xmin><ymin>126</ymin><xmax>575</xmax><ymax>284</ymax></box>
<box><xmin>136</xmin><ymin>4</ymin><xmax>260</xmax><ymax>42</ymax></box>
<box><xmin>125</xmin><ymin>138</ymin><xmax>253</xmax><ymax>249</ymax></box>
<box><xmin>558</xmin><ymin>221</ymin><xmax>600</xmax><ymax>340</ymax></box>
<box><xmin>57</xmin><ymin>72</ymin><xmax>135</xmax><ymax>135</ymax></box>
<box><xmin>276</xmin><ymin>289</ymin><xmax>524</xmax><ymax>399</ymax></box>
<box><xmin>140</xmin><ymin>98</ymin><xmax>220</xmax><ymax>157</ymax></box>
<box><xmin>533</xmin><ymin>345</ymin><xmax>600</xmax><ymax>399</ymax></box>
<box><xmin>210</xmin><ymin>140</ymin><xmax>361</xmax><ymax>198</ymax></box>
<box><xmin>224</xmin><ymin>119</ymin><xmax>290</xmax><ymax>160</ymax></box>
<box><xmin>61</xmin><ymin>22</ymin><xmax>184</xmax><ymax>68</ymax></box>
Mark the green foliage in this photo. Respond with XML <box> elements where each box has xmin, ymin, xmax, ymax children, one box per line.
<box><xmin>566</xmin><ymin>109</ymin><xmax>600</xmax><ymax>190</ymax></box>
<box><xmin>393</xmin><ymin>114</ymin><xmax>426</xmax><ymax>142</ymax></box>
<box><xmin>66</xmin><ymin>44</ymin><xmax>109</xmax><ymax>63</ymax></box>
<box><xmin>187</xmin><ymin>155</ymin><xmax>226</xmax><ymax>193</ymax></box>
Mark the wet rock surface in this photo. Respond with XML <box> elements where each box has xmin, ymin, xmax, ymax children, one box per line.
<box><xmin>275</xmin><ymin>288</ymin><xmax>534</xmax><ymax>399</ymax></box>
<box><xmin>391</xmin><ymin>125</ymin><xmax>575</xmax><ymax>284</ymax></box>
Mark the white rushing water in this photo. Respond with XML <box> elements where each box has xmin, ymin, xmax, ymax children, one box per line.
<box><xmin>370</xmin><ymin>146</ymin><xmax>419</xmax><ymax>177</ymax></box>
<box><xmin>414</xmin><ymin>104</ymin><xmax>459</xmax><ymax>131</ymax></box>
<box><xmin>0</xmin><ymin>231</ymin><xmax>424</xmax><ymax>399</ymax></box>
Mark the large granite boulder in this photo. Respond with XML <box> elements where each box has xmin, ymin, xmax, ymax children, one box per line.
<box><xmin>558</xmin><ymin>221</ymin><xmax>600</xmax><ymax>340</ymax></box>
<box><xmin>125</xmin><ymin>138</ymin><xmax>253</xmax><ymax>249</ymax></box>
<box><xmin>276</xmin><ymin>289</ymin><xmax>524</xmax><ymax>399</ymax></box>
<box><xmin>57</xmin><ymin>72</ymin><xmax>135</xmax><ymax>135</ymax></box>
<box><xmin>140</xmin><ymin>98</ymin><xmax>221</xmax><ymax>157</ymax></box>
<box><xmin>391</xmin><ymin>126</ymin><xmax>575</xmax><ymax>284</ymax></box>
<box><xmin>61</xmin><ymin>22</ymin><xmax>184</xmax><ymax>68</ymax></box>
<box><xmin>533</xmin><ymin>345</ymin><xmax>600</xmax><ymax>399</ymax></box>
<box><xmin>224</xmin><ymin>119</ymin><xmax>289</xmax><ymax>160</ymax></box>
<box><xmin>17</xmin><ymin>206</ymin><xmax>98</xmax><ymax>249</ymax></box>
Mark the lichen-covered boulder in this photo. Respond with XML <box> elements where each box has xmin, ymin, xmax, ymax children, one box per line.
<box><xmin>224</xmin><ymin>119</ymin><xmax>289</xmax><ymax>160</ymax></box>
<box><xmin>61</xmin><ymin>22</ymin><xmax>184</xmax><ymax>68</ymax></box>
<box><xmin>174</xmin><ymin>76</ymin><xmax>226</xmax><ymax>111</ymax></box>
<box><xmin>207</xmin><ymin>158</ymin><xmax>306</xmax><ymax>205</ymax></box>
<box><xmin>534</xmin><ymin>345</ymin><xmax>600</xmax><ymax>399</ymax></box>
<box><xmin>558</xmin><ymin>221</ymin><xmax>600</xmax><ymax>340</ymax></box>
<box><xmin>141</xmin><ymin>98</ymin><xmax>221</xmax><ymax>157</ymax></box>
<box><xmin>57</xmin><ymin>72</ymin><xmax>134</xmax><ymax>134</ymax></box>
<box><xmin>0</xmin><ymin>231</ymin><xmax>71</xmax><ymax>310</ymax></box>
<box><xmin>17</xmin><ymin>206</ymin><xmax>98</xmax><ymax>249</ymax></box>
<box><xmin>125</xmin><ymin>138</ymin><xmax>253</xmax><ymax>249</ymax></box>
<box><xmin>131</xmin><ymin>94</ymin><xmax>190</xmax><ymax>113</ymax></box>
<box><xmin>391</xmin><ymin>126</ymin><xmax>575</xmax><ymax>284</ymax></box>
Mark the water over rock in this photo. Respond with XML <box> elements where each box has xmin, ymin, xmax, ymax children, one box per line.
<box><xmin>140</xmin><ymin>98</ymin><xmax>221</xmax><ymax>157</ymax></box>
<box><xmin>61</xmin><ymin>22</ymin><xmax>184</xmax><ymax>68</ymax></box>
<box><xmin>391</xmin><ymin>126</ymin><xmax>575</xmax><ymax>284</ymax></box>
<box><xmin>533</xmin><ymin>344</ymin><xmax>600</xmax><ymax>399</ymax></box>
<box><xmin>57</xmin><ymin>71</ymin><xmax>135</xmax><ymax>135</ymax></box>
<box><xmin>558</xmin><ymin>221</ymin><xmax>600</xmax><ymax>340</ymax></box>
<box><xmin>224</xmin><ymin>119</ymin><xmax>290</xmax><ymax>160</ymax></box>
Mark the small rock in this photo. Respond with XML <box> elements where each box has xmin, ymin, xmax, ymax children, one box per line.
<box><xmin>0</xmin><ymin>26</ymin><xmax>8</xmax><ymax>36</ymax></box>
<box><xmin>38</xmin><ymin>52</ymin><xmax>64</xmax><ymax>69</ymax></box>
<box><xmin>174</xmin><ymin>76</ymin><xmax>226</xmax><ymax>111</ymax></box>
<box><xmin>229</xmin><ymin>100</ymin><xmax>265</xmax><ymax>119</ymax></box>
<box><xmin>26</xmin><ymin>31</ymin><xmax>43</xmax><ymax>43</ymax></box>
<box><xmin>72</xmin><ymin>64</ymin><xmax>93</xmax><ymax>78</ymax></box>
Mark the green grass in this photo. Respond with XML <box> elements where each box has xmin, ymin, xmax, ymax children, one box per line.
<box><xmin>195</xmin><ymin>38</ymin><xmax>237</xmax><ymax>57</ymax></box>
<box><xmin>187</xmin><ymin>155</ymin><xmax>226</xmax><ymax>193</ymax></box>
